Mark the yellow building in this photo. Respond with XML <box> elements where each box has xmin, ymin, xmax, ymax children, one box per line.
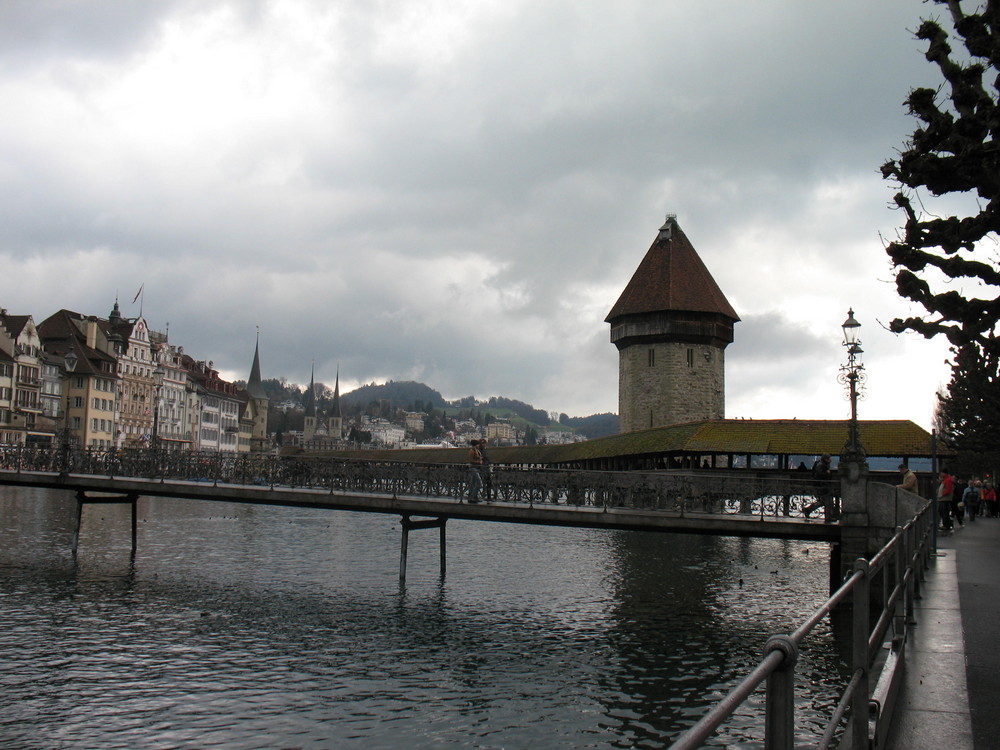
<box><xmin>38</xmin><ymin>310</ymin><xmax>119</xmax><ymax>449</ymax></box>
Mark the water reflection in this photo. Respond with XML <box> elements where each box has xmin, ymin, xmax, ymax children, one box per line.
<box><xmin>0</xmin><ymin>486</ymin><xmax>849</xmax><ymax>749</ymax></box>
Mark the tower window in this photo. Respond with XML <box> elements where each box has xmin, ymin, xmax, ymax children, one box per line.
<box><xmin>687</xmin><ymin>348</ymin><xmax>694</xmax><ymax>368</ymax></box>
<box><xmin>648</xmin><ymin>348</ymin><xmax>655</xmax><ymax>367</ymax></box>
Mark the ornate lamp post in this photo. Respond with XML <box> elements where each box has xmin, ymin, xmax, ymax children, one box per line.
<box><xmin>60</xmin><ymin>347</ymin><xmax>79</xmax><ymax>475</ymax></box>
<box><xmin>152</xmin><ymin>362</ymin><xmax>165</xmax><ymax>451</ymax></box>
<box><xmin>838</xmin><ymin>309</ymin><xmax>867</xmax><ymax>467</ymax></box>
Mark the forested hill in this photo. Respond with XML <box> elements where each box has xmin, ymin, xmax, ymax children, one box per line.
<box><xmin>254</xmin><ymin>377</ymin><xmax>620</xmax><ymax>437</ymax></box>
<box><xmin>340</xmin><ymin>380</ymin><xmax>449</xmax><ymax>410</ymax></box>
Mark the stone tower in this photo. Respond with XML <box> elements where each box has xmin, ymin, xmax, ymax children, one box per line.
<box><xmin>606</xmin><ymin>216</ymin><xmax>739</xmax><ymax>432</ymax></box>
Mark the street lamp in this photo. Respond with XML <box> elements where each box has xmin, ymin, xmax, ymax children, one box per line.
<box><xmin>59</xmin><ymin>346</ymin><xmax>79</xmax><ymax>475</ymax></box>
<box><xmin>838</xmin><ymin>308</ymin><xmax>867</xmax><ymax>466</ymax></box>
<box><xmin>152</xmin><ymin>362</ymin><xmax>165</xmax><ymax>451</ymax></box>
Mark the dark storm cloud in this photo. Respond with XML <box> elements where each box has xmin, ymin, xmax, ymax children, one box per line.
<box><xmin>0</xmin><ymin>0</ymin><xmax>957</xmax><ymax>422</ymax></box>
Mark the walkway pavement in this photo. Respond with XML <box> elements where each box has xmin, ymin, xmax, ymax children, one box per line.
<box><xmin>885</xmin><ymin>516</ymin><xmax>1000</xmax><ymax>750</ymax></box>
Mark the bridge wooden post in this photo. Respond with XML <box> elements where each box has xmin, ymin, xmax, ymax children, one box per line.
<box><xmin>399</xmin><ymin>515</ymin><xmax>448</xmax><ymax>583</ymax></box>
<box><xmin>71</xmin><ymin>491</ymin><xmax>141</xmax><ymax>557</ymax></box>
<box><xmin>72</xmin><ymin>491</ymin><xmax>85</xmax><ymax>557</ymax></box>
<box><xmin>400</xmin><ymin>521</ymin><xmax>409</xmax><ymax>582</ymax></box>
<box><xmin>130</xmin><ymin>496</ymin><xmax>138</xmax><ymax>558</ymax></box>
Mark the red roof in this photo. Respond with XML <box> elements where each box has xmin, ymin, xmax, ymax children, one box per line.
<box><xmin>606</xmin><ymin>217</ymin><xmax>739</xmax><ymax>322</ymax></box>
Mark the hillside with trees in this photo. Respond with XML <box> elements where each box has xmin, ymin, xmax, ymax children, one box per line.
<box><xmin>238</xmin><ymin>377</ymin><xmax>619</xmax><ymax>440</ymax></box>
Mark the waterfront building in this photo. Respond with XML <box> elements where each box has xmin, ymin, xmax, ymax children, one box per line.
<box><xmin>606</xmin><ymin>216</ymin><xmax>739</xmax><ymax>433</ymax></box>
<box><xmin>151</xmin><ymin>340</ymin><xmax>194</xmax><ymax>450</ymax></box>
<box><xmin>105</xmin><ymin>301</ymin><xmax>156</xmax><ymax>447</ymax></box>
<box><xmin>0</xmin><ymin>344</ymin><xmax>16</xmax><ymax>445</ymax></box>
<box><xmin>0</xmin><ymin>312</ymin><xmax>47</xmax><ymax>446</ymax></box>
<box><xmin>38</xmin><ymin>352</ymin><xmax>63</xmax><ymax>437</ymax></box>
<box><xmin>180</xmin><ymin>356</ymin><xmax>244</xmax><ymax>452</ymax></box>
<box><xmin>37</xmin><ymin>310</ymin><xmax>120</xmax><ymax>449</ymax></box>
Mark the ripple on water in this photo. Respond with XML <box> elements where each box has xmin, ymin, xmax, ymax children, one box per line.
<box><xmin>0</xmin><ymin>489</ymin><xmax>850</xmax><ymax>749</ymax></box>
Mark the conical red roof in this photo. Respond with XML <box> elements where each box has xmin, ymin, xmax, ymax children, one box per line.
<box><xmin>606</xmin><ymin>217</ymin><xmax>739</xmax><ymax>322</ymax></box>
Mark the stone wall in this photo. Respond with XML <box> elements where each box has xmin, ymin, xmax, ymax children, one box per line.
<box><xmin>618</xmin><ymin>340</ymin><xmax>725</xmax><ymax>432</ymax></box>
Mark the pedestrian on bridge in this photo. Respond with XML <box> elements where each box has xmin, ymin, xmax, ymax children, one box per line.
<box><xmin>895</xmin><ymin>463</ymin><xmax>917</xmax><ymax>493</ymax></box>
<box><xmin>938</xmin><ymin>470</ymin><xmax>955</xmax><ymax>531</ymax></box>
<box><xmin>467</xmin><ymin>440</ymin><xmax>484</xmax><ymax>504</ymax></box>
<box><xmin>983</xmin><ymin>481</ymin><xmax>997</xmax><ymax>517</ymax></box>
<box><xmin>803</xmin><ymin>454</ymin><xmax>834</xmax><ymax>521</ymax></box>
<box><xmin>963</xmin><ymin>478</ymin><xmax>982</xmax><ymax>522</ymax></box>
<box><xmin>478</xmin><ymin>438</ymin><xmax>492</xmax><ymax>501</ymax></box>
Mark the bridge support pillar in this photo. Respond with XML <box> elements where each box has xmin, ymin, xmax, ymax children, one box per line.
<box><xmin>399</xmin><ymin>515</ymin><xmax>447</xmax><ymax>584</ymax></box>
<box><xmin>837</xmin><ymin>462</ymin><xmax>929</xmax><ymax>587</ymax></box>
<box><xmin>72</xmin><ymin>491</ymin><xmax>141</xmax><ymax>558</ymax></box>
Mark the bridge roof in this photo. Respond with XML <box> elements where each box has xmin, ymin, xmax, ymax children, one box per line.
<box><xmin>324</xmin><ymin>419</ymin><xmax>945</xmax><ymax>467</ymax></box>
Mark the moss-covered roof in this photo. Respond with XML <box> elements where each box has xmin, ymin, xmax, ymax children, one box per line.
<box><xmin>310</xmin><ymin>419</ymin><xmax>946</xmax><ymax>465</ymax></box>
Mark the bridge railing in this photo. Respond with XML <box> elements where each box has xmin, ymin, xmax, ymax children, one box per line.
<box><xmin>1</xmin><ymin>446</ymin><xmax>836</xmax><ymax>518</ymax></box>
<box><xmin>668</xmin><ymin>499</ymin><xmax>934</xmax><ymax>750</ymax></box>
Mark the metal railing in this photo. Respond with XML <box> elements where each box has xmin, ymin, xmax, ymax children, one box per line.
<box><xmin>669</xmin><ymin>501</ymin><xmax>934</xmax><ymax>749</ymax></box>
<box><xmin>0</xmin><ymin>445</ymin><xmax>843</xmax><ymax>518</ymax></box>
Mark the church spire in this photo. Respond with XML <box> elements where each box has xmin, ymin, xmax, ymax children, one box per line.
<box><xmin>332</xmin><ymin>365</ymin><xmax>342</xmax><ymax>418</ymax></box>
<box><xmin>305</xmin><ymin>361</ymin><xmax>317</xmax><ymax>418</ymax></box>
<box><xmin>247</xmin><ymin>330</ymin><xmax>267</xmax><ymax>400</ymax></box>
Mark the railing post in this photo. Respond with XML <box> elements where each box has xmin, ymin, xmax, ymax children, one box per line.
<box><xmin>849</xmin><ymin>558</ymin><xmax>871</xmax><ymax>749</ymax></box>
<box><xmin>764</xmin><ymin>634</ymin><xmax>798</xmax><ymax>750</ymax></box>
<box><xmin>905</xmin><ymin>522</ymin><xmax>917</xmax><ymax>623</ymax></box>
<box><xmin>894</xmin><ymin>525</ymin><xmax>905</xmax><ymax>637</ymax></box>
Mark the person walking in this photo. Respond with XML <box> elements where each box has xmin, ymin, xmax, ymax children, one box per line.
<box><xmin>963</xmin><ymin>478</ymin><xmax>982</xmax><ymax>522</ymax></box>
<box><xmin>803</xmin><ymin>454</ymin><xmax>834</xmax><ymax>520</ymax></box>
<box><xmin>466</xmin><ymin>439</ymin><xmax>484</xmax><ymax>503</ymax></box>
<box><xmin>478</xmin><ymin>438</ymin><xmax>492</xmax><ymax>501</ymax></box>
<box><xmin>982</xmin><ymin>480</ymin><xmax>997</xmax><ymax>518</ymax></box>
<box><xmin>938</xmin><ymin>469</ymin><xmax>955</xmax><ymax>531</ymax></box>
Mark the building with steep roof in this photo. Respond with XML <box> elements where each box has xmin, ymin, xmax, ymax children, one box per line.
<box><xmin>177</xmin><ymin>355</ymin><xmax>245</xmax><ymax>452</ymax></box>
<box><xmin>102</xmin><ymin>301</ymin><xmax>156</xmax><ymax>448</ymax></box>
<box><xmin>38</xmin><ymin>309</ymin><xmax>120</xmax><ymax>449</ymax></box>
<box><xmin>0</xmin><ymin>311</ymin><xmax>49</xmax><ymax>445</ymax></box>
<box><xmin>606</xmin><ymin>216</ymin><xmax>739</xmax><ymax>432</ymax></box>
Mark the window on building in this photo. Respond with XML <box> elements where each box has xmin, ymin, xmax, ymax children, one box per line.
<box><xmin>648</xmin><ymin>349</ymin><xmax>655</xmax><ymax>367</ymax></box>
<box><xmin>687</xmin><ymin>348</ymin><xmax>694</xmax><ymax>368</ymax></box>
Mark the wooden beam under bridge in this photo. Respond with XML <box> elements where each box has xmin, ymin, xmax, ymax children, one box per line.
<box><xmin>72</xmin><ymin>490</ymin><xmax>141</xmax><ymax>558</ymax></box>
<box><xmin>399</xmin><ymin>515</ymin><xmax>447</xmax><ymax>583</ymax></box>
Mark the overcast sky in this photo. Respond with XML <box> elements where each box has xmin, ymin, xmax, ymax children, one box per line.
<box><xmin>0</xmin><ymin>0</ymin><xmax>962</xmax><ymax>428</ymax></box>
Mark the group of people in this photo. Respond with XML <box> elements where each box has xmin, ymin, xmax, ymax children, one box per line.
<box><xmin>466</xmin><ymin>438</ymin><xmax>490</xmax><ymax>503</ymax></box>
<box><xmin>936</xmin><ymin>469</ymin><xmax>998</xmax><ymax>531</ymax></box>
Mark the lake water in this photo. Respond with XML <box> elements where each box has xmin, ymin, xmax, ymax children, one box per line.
<box><xmin>0</xmin><ymin>485</ymin><xmax>849</xmax><ymax>749</ymax></box>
